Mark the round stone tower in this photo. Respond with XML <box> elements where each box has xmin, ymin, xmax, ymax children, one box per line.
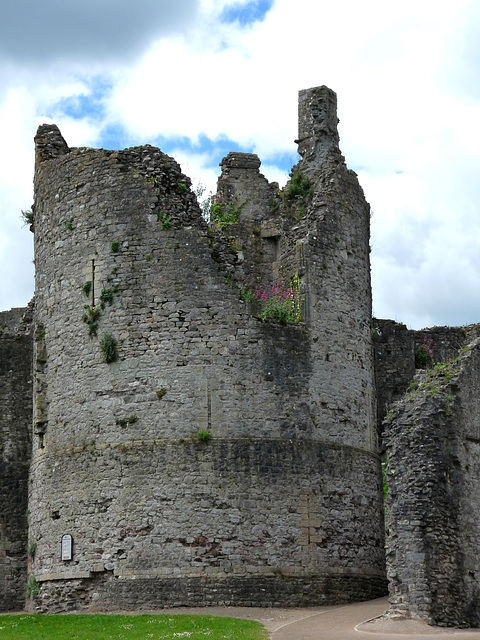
<box><xmin>28</xmin><ymin>86</ymin><xmax>386</xmax><ymax>612</ymax></box>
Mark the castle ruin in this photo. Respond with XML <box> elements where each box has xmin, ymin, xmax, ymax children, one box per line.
<box><xmin>0</xmin><ymin>86</ymin><xmax>478</xmax><ymax>626</ymax></box>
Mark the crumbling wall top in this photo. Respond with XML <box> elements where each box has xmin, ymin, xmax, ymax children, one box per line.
<box><xmin>296</xmin><ymin>85</ymin><xmax>340</xmax><ymax>164</ymax></box>
<box><xmin>34</xmin><ymin>124</ymin><xmax>69</xmax><ymax>164</ymax></box>
<box><xmin>0</xmin><ymin>303</ymin><xmax>33</xmax><ymax>337</ymax></box>
<box><xmin>220</xmin><ymin>152</ymin><xmax>261</xmax><ymax>170</ymax></box>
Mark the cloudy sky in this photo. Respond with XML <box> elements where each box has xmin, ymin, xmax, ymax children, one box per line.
<box><xmin>1</xmin><ymin>0</ymin><xmax>479</xmax><ymax>329</ymax></box>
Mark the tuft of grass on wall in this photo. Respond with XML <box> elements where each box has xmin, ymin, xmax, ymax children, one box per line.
<box><xmin>100</xmin><ymin>333</ymin><xmax>118</xmax><ymax>363</ymax></box>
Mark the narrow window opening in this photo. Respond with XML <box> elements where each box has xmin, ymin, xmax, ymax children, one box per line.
<box><xmin>91</xmin><ymin>258</ymin><xmax>96</xmax><ymax>308</ymax></box>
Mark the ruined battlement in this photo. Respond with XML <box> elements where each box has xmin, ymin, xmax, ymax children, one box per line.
<box><xmin>296</xmin><ymin>85</ymin><xmax>340</xmax><ymax>164</ymax></box>
<box><xmin>2</xmin><ymin>86</ymin><xmax>477</xmax><ymax>624</ymax></box>
<box><xmin>19</xmin><ymin>86</ymin><xmax>386</xmax><ymax>612</ymax></box>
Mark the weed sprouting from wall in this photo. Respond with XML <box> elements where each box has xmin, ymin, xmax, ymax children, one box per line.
<box><xmin>194</xmin><ymin>182</ymin><xmax>214</xmax><ymax>222</ymax></box>
<box><xmin>21</xmin><ymin>209</ymin><xmax>34</xmax><ymax>226</ymax></box>
<box><xmin>82</xmin><ymin>281</ymin><xmax>92</xmax><ymax>297</ymax></box>
<box><xmin>116</xmin><ymin>415</ymin><xmax>138</xmax><ymax>427</ymax></box>
<box><xmin>82</xmin><ymin>280</ymin><xmax>119</xmax><ymax>337</ymax></box>
<box><xmin>99</xmin><ymin>285</ymin><xmax>119</xmax><ymax>307</ymax></box>
<box><xmin>27</xmin><ymin>540</ymin><xmax>37</xmax><ymax>559</ymax></box>
<box><xmin>26</xmin><ymin>576</ymin><xmax>40</xmax><ymax>598</ymax></box>
<box><xmin>382</xmin><ymin>462</ymin><xmax>388</xmax><ymax>503</ymax></box>
<box><xmin>100</xmin><ymin>333</ymin><xmax>118</xmax><ymax>363</ymax></box>
<box><xmin>158</xmin><ymin>208</ymin><xmax>173</xmax><ymax>229</ymax></box>
<box><xmin>241</xmin><ymin>275</ymin><xmax>302</xmax><ymax>324</ymax></box>
<box><xmin>286</xmin><ymin>171</ymin><xmax>312</xmax><ymax>201</ymax></box>
<box><xmin>83</xmin><ymin>306</ymin><xmax>100</xmax><ymax>336</ymax></box>
<box><xmin>415</xmin><ymin>337</ymin><xmax>437</xmax><ymax>369</ymax></box>
<box><xmin>407</xmin><ymin>356</ymin><xmax>462</xmax><ymax>400</ymax></box>
<box><xmin>209</xmin><ymin>194</ymin><xmax>247</xmax><ymax>229</ymax></box>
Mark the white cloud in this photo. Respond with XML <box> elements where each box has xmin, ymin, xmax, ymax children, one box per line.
<box><xmin>1</xmin><ymin>0</ymin><xmax>480</xmax><ymax>330</ymax></box>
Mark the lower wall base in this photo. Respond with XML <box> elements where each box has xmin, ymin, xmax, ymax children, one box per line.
<box><xmin>386</xmin><ymin>595</ymin><xmax>480</xmax><ymax>629</ymax></box>
<box><xmin>27</xmin><ymin>573</ymin><xmax>388</xmax><ymax>613</ymax></box>
<box><xmin>0</xmin><ymin>577</ymin><xmax>27</xmax><ymax>612</ymax></box>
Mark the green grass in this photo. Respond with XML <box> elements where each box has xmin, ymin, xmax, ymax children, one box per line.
<box><xmin>0</xmin><ymin>613</ymin><xmax>269</xmax><ymax>639</ymax></box>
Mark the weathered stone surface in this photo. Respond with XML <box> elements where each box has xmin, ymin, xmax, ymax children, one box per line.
<box><xmin>24</xmin><ymin>86</ymin><xmax>384</xmax><ymax>611</ymax></box>
<box><xmin>0</xmin><ymin>305</ymin><xmax>33</xmax><ymax>610</ymax></box>
<box><xmin>3</xmin><ymin>86</ymin><xmax>480</xmax><ymax>626</ymax></box>
<box><xmin>373</xmin><ymin>319</ymin><xmax>480</xmax><ymax>444</ymax></box>
<box><xmin>297</xmin><ymin>86</ymin><xmax>340</xmax><ymax>163</ymax></box>
<box><xmin>384</xmin><ymin>339</ymin><xmax>480</xmax><ymax>627</ymax></box>
<box><xmin>34</xmin><ymin>124</ymin><xmax>69</xmax><ymax>165</ymax></box>
<box><xmin>28</xmin><ymin>440</ymin><xmax>386</xmax><ymax>612</ymax></box>
<box><xmin>3</xmin><ymin>85</ymin><xmax>480</xmax><ymax>626</ymax></box>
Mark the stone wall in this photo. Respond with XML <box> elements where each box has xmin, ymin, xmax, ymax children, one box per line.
<box><xmin>384</xmin><ymin>338</ymin><xmax>480</xmax><ymax>627</ymax></box>
<box><xmin>2</xmin><ymin>85</ymin><xmax>478</xmax><ymax>624</ymax></box>
<box><xmin>0</xmin><ymin>305</ymin><xmax>33</xmax><ymax>610</ymax></box>
<box><xmin>373</xmin><ymin>319</ymin><xmax>480</xmax><ymax>450</ymax></box>
<box><xmin>26</xmin><ymin>86</ymin><xmax>386</xmax><ymax>611</ymax></box>
<box><xmin>30</xmin><ymin>440</ymin><xmax>385</xmax><ymax>612</ymax></box>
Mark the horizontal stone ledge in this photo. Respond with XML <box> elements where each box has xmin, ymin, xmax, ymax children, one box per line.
<box><xmin>112</xmin><ymin>565</ymin><xmax>386</xmax><ymax>579</ymax></box>
<box><xmin>35</xmin><ymin>571</ymin><xmax>92</xmax><ymax>582</ymax></box>
<box><xmin>33</xmin><ymin>565</ymin><xmax>386</xmax><ymax>583</ymax></box>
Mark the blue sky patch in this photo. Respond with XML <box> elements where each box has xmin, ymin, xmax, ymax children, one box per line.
<box><xmin>96</xmin><ymin>129</ymin><xmax>295</xmax><ymax>184</ymax></box>
<box><xmin>51</xmin><ymin>76</ymin><xmax>112</xmax><ymax>122</ymax></box>
<box><xmin>220</xmin><ymin>0</ymin><xmax>274</xmax><ymax>26</ymax></box>
<box><xmin>98</xmin><ymin>124</ymin><xmax>137</xmax><ymax>151</ymax></box>
<box><xmin>261</xmin><ymin>150</ymin><xmax>299</xmax><ymax>174</ymax></box>
<box><xmin>153</xmin><ymin>133</ymin><xmax>254</xmax><ymax>169</ymax></box>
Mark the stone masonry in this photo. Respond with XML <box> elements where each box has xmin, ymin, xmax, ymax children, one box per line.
<box><xmin>373</xmin><ymin>320</ymin><xmax>480</xmax><ymax>446</ymax></box>
<box><xmin>21</xmin><ymin>86</ymin><xmax>386</xmax><ymax>612</ymax></box>
<box><xmin>0</xmin><ymin>306</ymin><xmax>32</xmax><ymax>610</ymax></box>
<box><xmin>1</xmin><ymin>85</ymin><xmax>478</xmax><ymax>625</ymax></box>
<box><xmin>373</xmin><ymin>321</ymin><xmax>480</xmax><ymax>626</ymax></box>
<box><xmin>384</xmin><ymin>339</ymin><xmax>480</xmax><ymax>627</ymax></box>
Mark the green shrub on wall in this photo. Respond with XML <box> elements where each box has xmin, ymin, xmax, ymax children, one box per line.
<box><xmin>100</xmin><ymin>333</ymin><xmax>118</xmax><ymax>363</ymax></box>
<box><xmin>241</xmin><ymin>274</ymin><xmax>302</xmax><ymax>324</ymax></box>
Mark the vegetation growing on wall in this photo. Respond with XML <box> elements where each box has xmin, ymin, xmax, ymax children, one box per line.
<box><xmin>99</xmin><ymin>285</ymin><xmax>120</xmax><ymax>307</ymax></box>
<box><xmin>26</xmin><ymin>576</ymin><xmax>40</xmax><ymax>598</ymax></box>
<box><xmin>241</xmin><ymin>274</ymin><xmax>302</xmax><ymax>324</ymax></box>
<box><xmin>285</xmin><ymin>171</ymin><xmax>312</xmax><ymax>201</ymax></box>
<box><xmin>196</xmin><ymin>429</ymin><xmax>211</xmax><ymax>442</ymax></box>
<box><xmin>82</xmin><ymin>260</ymin><xmax>120</xmax><ymax>337</ymax></box>
<box><xmin>208</xmin><ymin>194</ymin><xmax>247</xmax><ymax>228</ymax></box>
<box><xmin>116</xmin><ymin>414</ymin><xmax>138</xmax><ymax>427</ymax></box>
<box><xmin>100</xmin><ymin>333</ymin><xmax>118</xmax><ymax>363</ymax></box>
<box><xmin>158</xmin><ymin>208</ymin><xmax>173</xmax><ymax>229</ymax></box>
<box><xmin>82</xmin><ymin>281</ymin><xmax>92</xmax><ymax>297</ymax></box>
<box><xmin>415</xmin><ymin>337</ymin><xmax>436</xmax><ymax>369</ymax></box>
<box><xmin>21</xmin><ymin>209</ymin><xmax>34</xmax><ymax>226</ymax></box>
<box><xmin>382</xmin><ymin>462</ymin><xmax>388</xmax><ymax>503</ymax></box>
<box><xmin>83</xmin><ymin>306</ymin><xmax>100</xmax><ymax>336</ymax></box>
